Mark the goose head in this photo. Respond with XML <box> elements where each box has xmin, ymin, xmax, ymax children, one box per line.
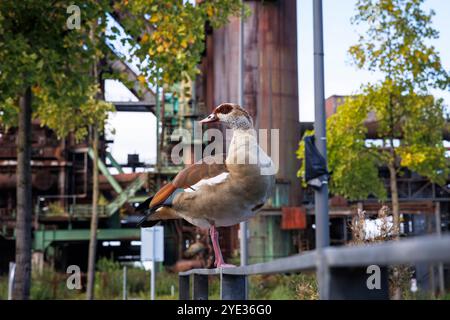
<box><xmin>199</xmin><ymin>103</ymin><xmax>253</xmax><ymax>130</ymax></box>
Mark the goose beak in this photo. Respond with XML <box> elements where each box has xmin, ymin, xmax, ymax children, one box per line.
<box><xmin>199</xmin><ymin>113</ymin><xmax>219</xmax><ymax>124</ymax></box>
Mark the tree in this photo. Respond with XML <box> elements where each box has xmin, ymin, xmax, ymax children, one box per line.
<box><xmin>297</xmin><ymin>0</ymin><xmax>450</xmax><ymax>234</ymax></box>
<box><xmin>0</xmin><ymin>0</ymin><xmax>247</xmax><ymax>300</ymax></box>
<box><xmin>115</xmin><ymin>0</ymin><xmax>248</xmax><ymax>87</ymax></box>
<box><xmin>86</xmin><ymin>0</ymin><xmax>247</xmax><ymax>300</ymax></box>
<box><xmin>86</xmin><ymin>124</ymin><xmax>100</xmax><ymax>300</ymax></box>
<box><xmin>0</xmin><ymin>1</ymin><xmax>114</xmax><ymax>299</ymax></box>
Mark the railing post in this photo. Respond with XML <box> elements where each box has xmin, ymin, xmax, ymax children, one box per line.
<box><xmin>122</xmin><ymin>266</ymin><xmax>127</xmax><ymax>300</ymax></box>
<box><xmin>328</xmin><ymin>266</ymin><xmax>389</xmax><ymax>300</ymax></box>
<box><xmin>179</xmin><ymin>275</ymin><xmax>190</xmax><ymax>300</ymax></box>
<box><xmin>316</xmin><ymin>253</ymin><xmax>330</xmax><ymax>299</ymax></box>
<box><xmin>220</xmin><ymin>274</ymin><xmax>246</xmax><ymax>300</ymax></box>
<box><xmin>193</xmin><ymin>274</ymin><xmax>208</xmax><ymax>300</ymax></box>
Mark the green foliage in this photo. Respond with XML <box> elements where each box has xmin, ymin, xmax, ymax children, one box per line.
<box><xmin>298</xmin><ymin>96</ymin><xmax>387</xmax><ymax>200</ymax></box>
<box><xmin>249</xmin><ymin>273</ymin><xmax>318</xmax><ymax>300</ymax></box>
<box><xmin>0</xmin><ymin>275</ymin><xmax>7</xmax><ymax>299</ymax></box>
<box><xmin>0</xmin><ymin>259</ymin><xmax>318</xmax><ymax>301</ymax></box>
<box><xmin>119</xmin><ymin>0</ymin><xmax>249</xmax><ymax>88</ymax></box>
<box><xmin>46</xmin><ymin>202</ymin><xmax>65</xmax><ymax>216</ymax></box>
<box><xmin>349</xmin><ymin>0</ymin><xmax>450</xmax><ymax>91</ymax></box>
<box><xmin>29</xmin><ymin>267</ymin><xmax>83</xmax><ymax>300</ymax></box>
<box><xmin>297</xmin><ymin>0</ymin><xmax>450</xmax><ymax>201</ymax></box>
<box><xmin>0</xmin><ymin>0</ymin><xmax>114</xmax><ymax>138</ymax></box>
<box><xmin>0</xmin><ymin>0</ymin><xmax>247</xmax><ymax>137</ymax></box>
<box><xmin>94</xmin><ymin>258</ymin><xmax>179</xmax><ymax>300</ymax></box>
<box><xmin>34</xmin><ymin>85</ymin><xmax>114</xmax><ymax>140</ymax></box>
<box><xmin>326</xmin><ymin>95</ymin><xmax>387</xmax><ymax>200</ymax></box>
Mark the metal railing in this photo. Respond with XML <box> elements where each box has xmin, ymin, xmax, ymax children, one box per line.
<box><xmin>179</xmin><ymin>234</ymin><xmax>450</xmax><ymax>300</ymax></box>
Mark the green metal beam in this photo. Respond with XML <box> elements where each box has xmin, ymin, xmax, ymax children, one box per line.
<box><xmin>88</xmin><ymin>148</ymin><xmax>148</xmax><ymax>216</ymax></box>
<box><xmin>88</xmin><ymin>147</ymin><xmax>123</xmax><ymax>194</ymax></box>
<box><xmin>106</xmin><ymin>152</ymin><xmax>125</xmax><ymax>174</ymax></box>
<box><xmin>33</xmin><ymin>228</ymin><xmax>140</xmax><ymax>251</ymax></box>
<box><xmin>128</xmin><ymin>195</ymin><xmax>149</xmax><ymax>203</ymax></box>
<box><xmin>106</xmin><ymin>173</ymin><xmax>147</xmax><ymax>214</ymax></box>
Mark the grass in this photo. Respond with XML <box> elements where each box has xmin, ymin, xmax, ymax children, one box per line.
<box><xmin>249</xmin><ymin>273</ymin><xmax>318</xmax><ymax>300</ymax></box>
<box><xmin>0</xmin><ymin>256</ymin><xmax>446</xmax><ymax>300</ymax></box>
<box><xmin>0</xmin><ymin>260</ymin><xmax>317</xmax><ymax>300</ymax></box>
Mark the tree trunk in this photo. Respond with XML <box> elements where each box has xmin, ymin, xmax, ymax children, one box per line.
<box><xmin>13</xmin><ymin>87</ymin><xmax>32</xmax><ymax>300</ymax></box>
<box><xmin>387</xmin><ymin>158</ymin><xmax>400</xmax><ymax>237</ymax></box>
<box><xmin>86</xmin><ymin>126</ymin><xmax>99</xmax><ymax>300</ymax></box>
<box><xmin>388</xmin><ymin>156</ymin><xmax>402</xmax><ymax>300</ymax></box>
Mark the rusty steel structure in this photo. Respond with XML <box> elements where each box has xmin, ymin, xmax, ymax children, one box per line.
<box><xmin>300</xmin><ymin>94</ymin><xmax>450</xmax><ymax>293</ymax></box>
<box><xmin>195</xmin><ymin>0</ymin><xmax>305</xmax><ymax>263</ymax></box>
<box><xmin>0</xmin><ymin>1</ymin><xmax>309</xmax><ymax>268</ymax></box>
<box><xmin>202</xmin><ymin>1</ymin><xmax>301</xmax><ymax>205</ymax></box>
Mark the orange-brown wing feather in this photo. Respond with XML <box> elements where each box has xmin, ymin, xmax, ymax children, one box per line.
<box><xmin>149</xmin><ymin>183</ymin><xmax>177</xmax><ymax>207</ymax></box>
<box><xmin>149</xmin><ymin>154</ymin><xmax>227</xmax><ymax>208</ymax></box>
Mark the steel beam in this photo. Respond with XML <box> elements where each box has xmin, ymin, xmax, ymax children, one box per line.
<box><xmin>112</xmin><ymin>101</ymin><xmax>155</xmax><ymax>113</ymax></box>
<box><xmin>106</xmin><ymin>152</ymin><xmax>124</xmax><ymax>174</ymax></box>
<box><xmin>193</xmin><ymin>274</ymin><xmax>208</xmax><ymax>300</ymax></box>
<box><xmin>88</xmin><ymin>148</ymin><xmax>122</xmax><ymax>194</ymax></box>
<box><xmin>179</xmin><ymin>234</ymin><xmax>450</xmax><ymax>300</ymax></box>
<box><xmin>179</xmin><ymin>275</ymin><xmax>190</xmax><ymax>300</ymax></box>
<box><xmin>181</xmin><ymin>235</ymin><xmax>450</xmax><ymax>276</ymax></box>
<box><xmin>33</xmin><ymin>228</ymin><xmax>140</xmax><ymax>251</ymax></box>
<box><xmin>328</xmin><ymin>266</ymin><xmax>389</xmax><ymax>300</ymax></box>
<box><xmin>221</xmin><ymin>274</ymin><xmax>246</xmax><ymax>300</ymax></box>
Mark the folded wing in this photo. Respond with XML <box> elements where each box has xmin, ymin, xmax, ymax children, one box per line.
<box><xmin>136</xmin><ymin>154</ymin><xmax>228</xmax><ymax>226</ymax></box>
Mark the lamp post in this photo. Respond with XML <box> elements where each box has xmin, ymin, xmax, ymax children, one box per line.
<box><xmin>313</xmin><ymin>0</ymin><xmax>330</xmax><ymax>250</ymax></box>
<box><xmin>238</xmin><ymin>4</ymin><xmax>248</xmax><ymax>300</ymax></box>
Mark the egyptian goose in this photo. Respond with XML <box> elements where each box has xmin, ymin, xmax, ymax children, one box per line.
<box><xmin>136</xmin><ymin>103</ymin><xmax>275</xmax><ymax>267</ymax></box>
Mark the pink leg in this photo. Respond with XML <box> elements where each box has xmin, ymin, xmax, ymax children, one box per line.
<box><xmin>209</xmin><ymin>225</ymin><xmax>235</xmax><ymax>268</ymax></box>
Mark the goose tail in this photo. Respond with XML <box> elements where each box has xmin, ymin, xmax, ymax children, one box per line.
<box><xmin>135</xmin><ymin>184</ymin><xmax>183</xmax><ymax>227</ymax></box>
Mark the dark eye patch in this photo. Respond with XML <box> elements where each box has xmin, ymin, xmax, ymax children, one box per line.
<box><xmin>214</xmin><ymin>103</ymin><xmax>233</xmax><ymax>115</ymax></box>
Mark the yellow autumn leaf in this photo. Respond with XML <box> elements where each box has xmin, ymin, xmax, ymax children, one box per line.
<box><xmin>137</xmin><ymin>75</ymin><xmax>146</xmax><ymax>84</ymax></box>
<box><xmin>181</xmin><ymin>39</ymin><xmax>188</xmax><ymax>48</ymax></box>
<box><xmin>31</xmin><ymin>85</ymin><xmax>42</xmax><ymax>94</ymax></box>
<box><xmin>207</xmin><ymin>6</ymin><xmax>214</xmax><ymax>17</ymax></box>
<box><xmin>401</xmin><ymin>153</ymin><xmax>412</xmax><ymax>166</ymax></box>
<box><xmin>150</xmin><ymin>14</ymin><xmax>159</xmax><ymax>23</ymax></box>
<box><xmin>140</xmin><ymin>33</ymin><xmax>149</xmax><ymax>44</ymax></box>
<box><xmin>157</xmin><ymin>45</ymin><xmax>164</xmax><ymax>53</ymax></box>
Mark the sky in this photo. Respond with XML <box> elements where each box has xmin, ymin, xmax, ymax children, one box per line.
<box><xmin>106</xmin><ymin>0</ymin><xmax>450</xmax><ymax>166</ymax></box>
<box><xmin>297</xmin><ymin>0</ymin><xmax>450</xmax><ymax>122</ymax></box>
<box><xmin>105</xmin><ymin>82</ymin><xmax>157</xmax><ymax>165</ymax></box>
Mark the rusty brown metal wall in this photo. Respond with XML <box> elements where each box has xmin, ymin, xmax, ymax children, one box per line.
<box><xmin>206</xmin><ymin>0</ymin><xmax>301</xmax><ymax>205</ymax></box>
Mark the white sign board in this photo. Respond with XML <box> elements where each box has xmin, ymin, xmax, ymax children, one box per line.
<box><xmin>140</xmin><ymin>226</ymin><xmax>164</xmax><ymax>262</ymax></box>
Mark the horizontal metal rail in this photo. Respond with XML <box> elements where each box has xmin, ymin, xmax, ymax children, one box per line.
<box><xmin>179</xmin><ymin>234</ymin><xmax>450</xmax><ymax>300</ymax></box>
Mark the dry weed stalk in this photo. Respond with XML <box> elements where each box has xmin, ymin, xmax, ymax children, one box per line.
<box><xmin>349</xmin><ymin>205</ymin><xmax>412</xmax><ymax>299</ymax></box>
